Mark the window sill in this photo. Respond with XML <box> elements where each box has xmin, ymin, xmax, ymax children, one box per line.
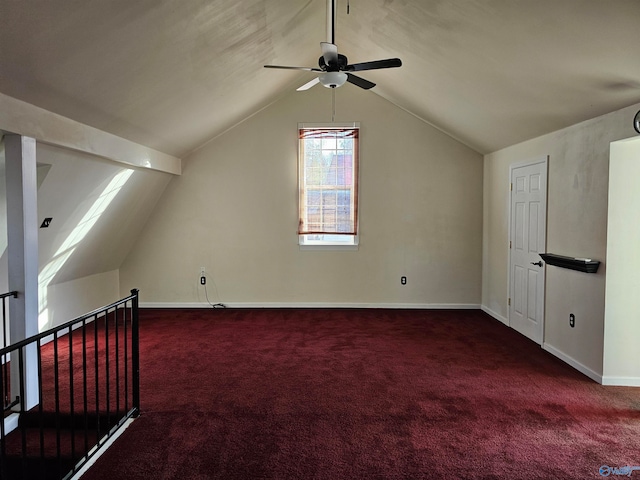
<box><xmin>299</xmin><ymin>244</ymin><xmax>359</xmax><ymax>251</ymax></box>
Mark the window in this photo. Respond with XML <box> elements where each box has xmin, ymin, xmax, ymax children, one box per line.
<box><xmin>298</xmin><ymin>123</ymin><xmax>359</xmax><ymax>247</ymax></box>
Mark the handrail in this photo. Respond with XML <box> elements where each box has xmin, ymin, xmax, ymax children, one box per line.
<box><xmin>0</xmin><ymin>290</ymin><xmax>138</xmax><ymax>356</ymax></box>
<box><xmin>1</xmin><ymin>289</ymin><xmax>140</xmax><ymax>480</ymax></box>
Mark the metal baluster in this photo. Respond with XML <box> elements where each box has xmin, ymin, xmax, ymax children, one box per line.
<box><xmin>0</xmin><ymin>365</ymin><xmax>6</xmax><ymax>470</ymax></box>
<box><xmin>104</xmin><ymin>310</ymin><xmax>110</xmax><ymax>435</ymax></box>
<box><xmin>18</xmin><ymin>346</ymin><xmax>27</xmax><ymax>478</ymax></box>
<box><xmin>131</xmin><ymin>290</ymin><xmax>140</xmax><ymax>416</ymax></box>
<box><xmin>54</xmin><ymin>332</ymin><xmax>62</xmax><ymax>476</ymax></box>
<box><xmin>94</xmin><ymin>314</ymin><xmax>100</xmax><ymax>444</ymax></box>
<box><xmin>124</xmin><ymin>303</ymin><xmax>129</xmax><ymax>413</ymax></box>
<box><xmin>115</xmin><ymin>305</ymin><xmax>120</xmax><ymax>421</ymax></box>
<box><xmin>2</xmin><ymin>296</ymin><xmax>8</xmax><ymax>409</ymax></box>
<box><xmin>82</xmin><ymin>319</ymin><xmax>89</xmax><ymax>458</ymax></box>
<box><xmin>69</xmin><ymin>326</ymin><xmax>76</xmax><ymax>464</ymax></box>
<box><xmin>37</xmin><ymin>339</ymin><xmax>45</xmax><ymax>478</ymax></box>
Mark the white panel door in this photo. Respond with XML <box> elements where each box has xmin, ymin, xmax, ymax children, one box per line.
<box><xmin>509</xmin><ymin>158</ymin><xmax>547</xmax><ymax>344</ymax></box>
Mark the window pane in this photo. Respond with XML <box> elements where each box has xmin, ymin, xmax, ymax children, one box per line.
<box><xmin>337</xmin><ymin>190</ymin><xmax>350</xmax><ymax>205</ymax></box>
<box><xmin>326</xmin><ymin>166</ymin><xmax>337</xmax><ymax>185</ymax></box>
<box><xmin>322</xmin><ymin>191</ymin><xmax>337</xmax><ymax>206</ymax></box>
<box><xmin>299</xmin><ymin>126</ymin><xmax>358</xmax><ymax>237</ymax></box>
<box><xmin>306</xmin><ymin>167</ymin><xmax>321</xmax><ymax>185</ymax></box>
<box><xmin>322</xmin><ymin>137</ymin><xmax>337</xmax><ymax>150</ymax></box>
<box><xmin>307</xmin><ymin>191</ymin><xmax>321</xmax><ymax>206</ymax></box>
<box><xmin>321</xmin><ymin>151</ymin><xmax>334</xmax><ymax>168</ymax></box>
<box><xmin>337</xmin><ymin>138</ymin><xmax>350</xmax><ymax>149</ymax></box>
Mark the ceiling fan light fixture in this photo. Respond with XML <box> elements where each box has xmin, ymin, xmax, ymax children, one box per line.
<box><xmin>319</xmin><ymin>71</ymin><xmax>347</xmax><ymax>88</ymax></box>
<box><xmin>634</xmin><ymin>110</ymin><xmax>640</xmax><ymax>135</ymax></box>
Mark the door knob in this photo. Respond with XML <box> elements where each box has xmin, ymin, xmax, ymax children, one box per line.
<box><xmin>530</xmin><ymin>261</ymin><xmax>543</xmax><ymax>267</ymax></box>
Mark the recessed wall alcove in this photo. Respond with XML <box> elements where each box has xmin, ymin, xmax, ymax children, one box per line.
<box><xmin>603</xmin><ymin>136</ymin><xmax>640</xmax><ymax>386</ymax></box>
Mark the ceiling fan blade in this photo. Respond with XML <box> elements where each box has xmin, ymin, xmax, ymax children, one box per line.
<box><xmin>297</xmin><ymin>77</ymin><xmax>321</xmax><ymax>91</ymax></box>
<box><xmin>347</xmin><ymin>58</ymin><xmax>402</xmax><ymax>72</ymax></box>
<box><xmin>346</xmin><ymin>73</ymin><xmax>375</xmax><ymax>90</ymax></box>
<box><xmin>264</xmin><ymin>65</ymin><xmax>322</xmax><ymax>71</ymax></box>
<box><xmin>321</xmin><ymin>42</ymin><xmax>338</xmax><ymax>65</ymax></box>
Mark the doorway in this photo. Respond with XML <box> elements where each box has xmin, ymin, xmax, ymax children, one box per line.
<box><xmin>509</xmin><ymin>156</ymin><xmax>548</xmax><ymax>344</ymax></box>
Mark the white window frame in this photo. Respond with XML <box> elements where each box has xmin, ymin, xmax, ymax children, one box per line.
<box><xmin>298</xmin><ymin>122</ymin><xmax>360</xmax><ymax>250</ymax></box>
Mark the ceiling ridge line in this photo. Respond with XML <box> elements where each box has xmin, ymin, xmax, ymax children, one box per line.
<box><xmin>372</xmin><ymin>90</ymin><xmax>484</xmax><ymax>155</ymax></box>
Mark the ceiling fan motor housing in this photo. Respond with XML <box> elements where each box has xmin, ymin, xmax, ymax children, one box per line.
<box><xmin>319</xmin><ymin>54</ymin><xmax>349</xmax><ymax>72</ymax></box>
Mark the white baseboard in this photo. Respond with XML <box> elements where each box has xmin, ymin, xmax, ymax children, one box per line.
<box><xmin>480</xmin><ymin>305</ymin><xmax>508</xmax><ymax>326</ymax></box>
<box><xmin>71</xmin><ymin>418</ymin><xmax>136</xmax><ymax>480</ymax></box>
<box><xmin>2</xmin><ymin>413</ymin><xmax>19</xmax><ymax>438</ymax></box>
<box><xmin>601</xmin><ymin>376</ymin><xmax>640</xmax><ymax>387</ymax></box>
<box><xmin>140</xmin><ymin>302</ymin><xmax>482</xmax><ymax>310</ymax></box>
<box><xmin>542</xmin><ymin>343</ymin><xmax>603</xmax><ymax>384</ymax></box>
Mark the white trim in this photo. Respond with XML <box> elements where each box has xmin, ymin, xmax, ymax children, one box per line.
<box><xmin>2</xmin><ymin>413</ymin><xmax>19</xmax><ymax>438</ymax></box>
<box><xmin>70</xmin><ymin>418</ymin><xmax>136</xmax><ymax>480</ymax></box>
<box><xmin>299</xmin><ymin>244</ymin><xmax>358</xmax><ymax>251</ymax></box>
<box><xmin>297</xmin><ymin>123</ymin><xmax>360</xmax><ymax>247</ymax></box>
<box><xmin>298</xmin><ymin>122</ymin><xmax>360</xmax><ymax>129</ymax></box>
<box><xmin>0</xmin><ymin>92</ymin><xmax>181</xmax><ymax>175</ymax></box>
<box><xmin>543</xmin><ymin>343</ymin><xmax>602</xmax><ymax>384</ymax></box>
<box><xmin>601</xmin><ymin>376</ymin><xmax>640</xmax><ymax>387</ymax></box>
<box><xmin>140</xmin><ymin>302</ymin><xmax>482</xmax><ymax>310</ymax></box>
<box><xmin>299</xmin><ymin>233</ymin><xmax>359</xmax><ymax>249</ymax></box>
<box><xmin>509</xmin><ymin>155</ymin><xmax>549</xmax><ymax>170</ymax></box>
<box><xmin>481</xmin><ymin>305</ymin><xmax>508</xmax><ymax>326</ymax></box>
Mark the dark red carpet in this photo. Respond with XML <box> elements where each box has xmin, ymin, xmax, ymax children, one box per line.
<box><xmin>80</xmin><ymin>309</ymin><xmax>640</xmax><ymax>480</ymax></box>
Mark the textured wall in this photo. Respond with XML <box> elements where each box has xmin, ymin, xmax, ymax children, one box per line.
<box><xmin>120</xmin><ymin>85</ymin><xmax>483</xmax><ymax>306</ymax></box>
<box><xmin>482</xmin><ymin>102</ymin><xmax>640</xmax><ymax>378</ymax></box>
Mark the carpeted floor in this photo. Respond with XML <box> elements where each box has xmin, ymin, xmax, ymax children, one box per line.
<box><xmin>80</xmin><ymin>308</ymin><xmax>640</xmax><ymax>480</ymax></box>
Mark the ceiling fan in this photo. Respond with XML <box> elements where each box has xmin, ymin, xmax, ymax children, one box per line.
<box><xmin>264</xmin><ymin>0</ymin><xmax>402</xmax><ymax>91</ymax></box>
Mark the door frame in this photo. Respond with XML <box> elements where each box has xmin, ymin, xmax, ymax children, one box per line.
<box><xmin>507</xmin><ymin>155</ymin><xmax>548</xmax><ymax>345</ymax></box>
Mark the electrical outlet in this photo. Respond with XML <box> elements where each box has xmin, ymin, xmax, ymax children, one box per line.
<box><xmin>401</xmin><ymin>276</ymin><xmax>407</xmax><ymax>285</ymax></box>
<box><xmin>200</xmin><ymin>267</ymin><xmax>206</xmax><ymax>285</ymax></box>
<box><xmin>569</xmin><ymin>313</ymin><xmax>575</xmax><ymax>328</ymax></box>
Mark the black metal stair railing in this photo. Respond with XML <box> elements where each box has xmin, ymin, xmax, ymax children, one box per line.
<box><xmin>0</xmin><ymin>289</ymin><xmax>140</xmax><ymax>480</ymax></box>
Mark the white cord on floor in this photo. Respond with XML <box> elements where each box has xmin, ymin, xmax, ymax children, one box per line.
<box><xmin>201</xmin><ymin>274</ymin><xmax>225</xmax><ymax>308</ymax></box>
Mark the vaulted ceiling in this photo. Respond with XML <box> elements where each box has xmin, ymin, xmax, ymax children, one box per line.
<box><xmin>1</xmin><ymin>0</ymin><xmax>639</xmax><ymax>157</ymax></box>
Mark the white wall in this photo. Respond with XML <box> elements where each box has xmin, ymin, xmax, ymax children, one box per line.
<box><xmin>483</xmin><ymin>102</ymin><xmax>640</xmax><ymax>379</ymax></box>
<box><xmin>34</xmin><ymin>144</ymin><xmax>172</xmax><ymax>329</ymax></box>
<box><xmin>603</xmin><ymin>137</ymin><xmax>640</xmax><ymax>385</ymax></box>
<box><xmin>120</xmin><ymin>85</ymin><xmax>483</xmax><ymax>306</ymax></box>
<box><xmin>42</xmin><ymin>270</ymin><xmax>120</xmax><ymax>330</ymax></box>
<box><xmin>0</xmin><ymin>139</ymin><xmax>173</xmax><ymax>334</ymax></box>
